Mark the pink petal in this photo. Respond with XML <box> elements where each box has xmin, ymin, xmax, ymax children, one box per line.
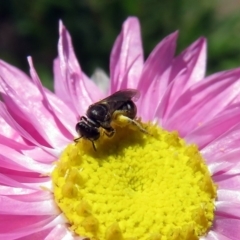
<box><xmin>0</xmin><ymin>102</ymin><xmax>60</xmax><ymax>157</ymax></box>
<box><xmin>0</xmin><ymin>132</ymin><xmax>56</xmax><ymax>163</ymax></box>
<box><xmin>185</xmin><ymin>108</ymin><xmax>240</xmax><ymax>149</ymax></box>
<box><xmin>57</xmin><ymin>21</ymin><xmax>103</xmax><ymax>115</ymax></box>
<box><xmin>215</xmin><ymin>201</ymin><xmax>240</xmax><ymax>219</ymax></box>
<box><xmin>0</xmin><ymin>144</ymin><xmax>52</xmax><ymax>173</ymax></box>
<box><xmin>0</xmin><ymin>134</ymin><xmax>29</xmax><ymax>152</ymax></box>
<box><xmin>0</xmin><ymin>168</ymin><xmax>50</xmax><ymax>187</ymax></box>
<box><xmin>17</xmin><ymin>228</ymin><xmax>53</xmax><ymax>240</ymax></box>
<box><xmin>110</xmin><ymin>17</ymin><xmax>144</xmax><ymax>91</ymax></box>
<box><xmin>22</xmin><ymin>146</ymin><xmax>56</xmax><ymax>163</ymax></box>
<box><xmin>0</xmin><ymin>215</ymin><xmax>53</xmax><ymax>234</ymax></box>
<box><xmin>201</xmin><ymin>122</ymin><xmax>240</xmax><ymax>162</ymax></box>
<box><xmin>213</xmin><ymin>174</ymin><xmax>240</xmax><ymax>190</ymax></box>
<box><xmin>179</xmin><ymin>37</ymin><xmax>206</xmax><ymax>87</ymax></box>
<box><xmin>0</xmin><ymin>58</ymin><xmax>76</xmax><ymax>145</ymax></box>
<box><xmin>212</xmin><ymin>217</ymin><xmax>240</xmax><ymax>240</ymax></box>
<box><xmin>210</xmin><ymin>150</ymin><xmax>240</xmax><ymax>170</ymax></box>
<box><xmin>0</xmin><ymin>188</ymin><xmax>51</xmax><ymax>201</ymax></box>
<box><xmin>0</xmin><ymin>173</ymin><xmax>35</xmax><ymax>189</ymax></box>
<box><xmin>0</xmin><ymin>76</ymin><xmax>69</xmax><ymax>149</ymax></box>
<box><xmin>155</xmin><ymin>38</ymin><xmax>207</xmax><ymax>122</ymax></box>
<box><xmin>0</xmin><ymin>195</ymin><xmax>59</xmax><ymax>215</ymax></box>
<box><xmin>28</xmin><ymin>57</ymin><xmax>76</xmax><ymax>139</ymax></box>
<box><xmin>0</xmin><ymin>214</ymin><xmax>65</xmax><ymax>239</ymax></box>
<box><xmin>164</xmin><ymin>68</ymin><xmax>240</xmax><ymax>136</ymax></box>
<box><xmin>137</xmin><ymin>32</ymin><xmax>178</xmax><ymax>120</ymax></box>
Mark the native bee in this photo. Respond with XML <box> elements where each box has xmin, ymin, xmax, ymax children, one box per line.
<box><xmin>75</xmin><ymin>89</ymin><xmax>147</xmax><ymax>150</ymax></box>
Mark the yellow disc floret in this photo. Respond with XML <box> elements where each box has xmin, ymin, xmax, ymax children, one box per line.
<box><xmin>52</xmin><ymin>121</ymin><xmax>217</xmax><ymax>240</ymax></box>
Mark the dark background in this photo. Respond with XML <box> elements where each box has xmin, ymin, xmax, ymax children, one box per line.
<box><xmin>1</xmin><ymin>0</ymin><xmax>240</xmax><ymax>90</ymax></box>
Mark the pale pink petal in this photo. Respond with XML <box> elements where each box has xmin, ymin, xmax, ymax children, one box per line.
<box><xmin>155</xmin><ymin>38</ymin><xmax>207</xmax><ymax>122</ymax></box>
<box><xmin>45</xmin><ymin>225</ymin><xmax>84</xmax><ymax>240</ymax></box>
<box><xmin>1</xmin><ymin>189</ymin><xmax>51</xmax><ymax>201</ymax></box>
<box><xmin>110</xmin><ymin>17</ymin><xmax>144</xmax><ymax>91</ymax></box>
<box><xmin>207</xmin><ymin>161</ymin><xmax>232</xmax><ymax>176</ymax></box>
<box><xmin>0</xmin><ymin>115</ymin><xmax>25</xmax><ymax>144</ymax></box>
<box><xmin>210</xmin><ymin>151</ymin><xmax>240</xmax><ymax>171</ymax></box>
<box><xmin>0</xmin><ymin>145</ymin><xmax>52</xmax><ymax>173</ymax></box>
<box><xmin>0</xmin><ymin>60</ymin><xmax>37</xmax><ymax>99</ymax></box>
<box><xmin>164</xmin><ymin>68</ymin><xmax>240</xmax><ymax>136</ymax></box>
<box><xmin>215</xmin><ymin>201</ymin><xmax>240</xmax><ymax>219</ymax></box>
<box><xmin>53</xmin><ymin>58</ymin><xmax>72</xmax><ymax>109</ymax></box>
<box><xmin>0</xmin><ymin>133</ymin><xmax>56</xmax><ymax>163</ymax></box>
<box><xmin>45</xmin><ymin>225</ymin><xmax>73</xmax><ymax>240</ymax></box>
<box><xmin>0</xmin><ymin>186</ymin><xmax>35</xmax><ymax>195</ymax></box>
<box><xmin>217</xmin><ymin>189</ymin><xmax>240</xmax><ymax>203</ymax></box>
<box><xmin>137</xmin><ymin>32</ymin><xmax>178</xmax><ymax>120</ymax></box>
<box><xmin>57</xmin><ymin>21</ymin><xmax>103</xmax><ymax>115</ymax></box>
<box><xmin>202</xmin><ymin>230</ymin><xmax>232</xmax><ymax>240</ymax></box>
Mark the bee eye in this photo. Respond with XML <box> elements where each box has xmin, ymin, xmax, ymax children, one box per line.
<box><xmin>75</xmin><ymin>122</ymin><xmax>81</xmax><ymax>132</ymax></box>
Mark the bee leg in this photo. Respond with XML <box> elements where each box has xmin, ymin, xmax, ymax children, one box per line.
<box><xmin>115</xmin><ymin>115</ymin><xmax>149</xmax><ymax>134</ymax></box>
<box><xmin>91</xmin><ymin>140</ymin><xmax>97</xmax><ymax>151</ymax></box>
<box><xmin>103</xmin><ymin>127</ymin><xmax>115</xmax><ymax>138</ymax></box>
<box><xmin>74</xmin><ymin>136</ymin><xmax>82</xmax><ymax>143</ymax></box>
<box><xmin>74</xmin><ymin>136</ymin><xmax>97</xmax><ymax>151</ymax></box>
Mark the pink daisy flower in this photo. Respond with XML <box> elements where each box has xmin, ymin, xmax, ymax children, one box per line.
<box><xmin>0</xmin><ymin>17</ymin><xmax>240</xmax><ymax>240</ymax></box>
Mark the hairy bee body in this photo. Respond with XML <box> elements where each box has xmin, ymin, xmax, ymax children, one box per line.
<box><xmin>75</xmin><ymin>89</ymin><xmax>145</xmax><ymax>150</ymax></box>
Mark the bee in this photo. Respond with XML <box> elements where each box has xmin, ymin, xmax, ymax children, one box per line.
<box><xmin>74</xmin><ymin>89</ymin><xmax>148</xmax><ymax>151</ymax></box>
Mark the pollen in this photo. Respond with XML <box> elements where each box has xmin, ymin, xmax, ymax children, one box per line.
<box><xmin>52</xmin><ymin>121</ymin><xmax>217</xmax><ymax>240</ymax></box>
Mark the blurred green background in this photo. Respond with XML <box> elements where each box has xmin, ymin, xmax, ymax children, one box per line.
<box><xmin>1</xmin><ymin>0</ymin><xmax>240</xmax><ymax>90</ymax></box>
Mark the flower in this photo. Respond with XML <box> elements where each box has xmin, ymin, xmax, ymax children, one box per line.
<box><xmin>0</xmin><ymin>16</ymin><xmax>240</xmax><ymax>240</ymax></box>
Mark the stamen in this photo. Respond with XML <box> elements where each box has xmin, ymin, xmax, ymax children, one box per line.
<box><xmin>52</xmin><ymin>121</ymin><xmax>217</xmax><ymax>240</ymax></box>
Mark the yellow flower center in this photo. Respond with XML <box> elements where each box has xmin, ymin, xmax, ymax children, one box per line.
<box><xmin>52</xmin><ymin>121</ymin><xmax>217</xmax><ymax>240</ymax></box>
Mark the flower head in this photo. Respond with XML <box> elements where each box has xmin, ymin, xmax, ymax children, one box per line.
<box><xmin>0</xmin><ymin>17</ymin><xmax>240</xmax><ymax>240</ymax></box>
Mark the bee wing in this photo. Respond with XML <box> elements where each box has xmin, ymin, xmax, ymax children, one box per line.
<box><xmin>99</xmin><ymin>89</ymin><xmax>140</xmax><ymax>103</ymax></box>
<box><xmin>94</xmin><ymin>89</ymin><xmax>140</xmax><ymax>114</ymax></box>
